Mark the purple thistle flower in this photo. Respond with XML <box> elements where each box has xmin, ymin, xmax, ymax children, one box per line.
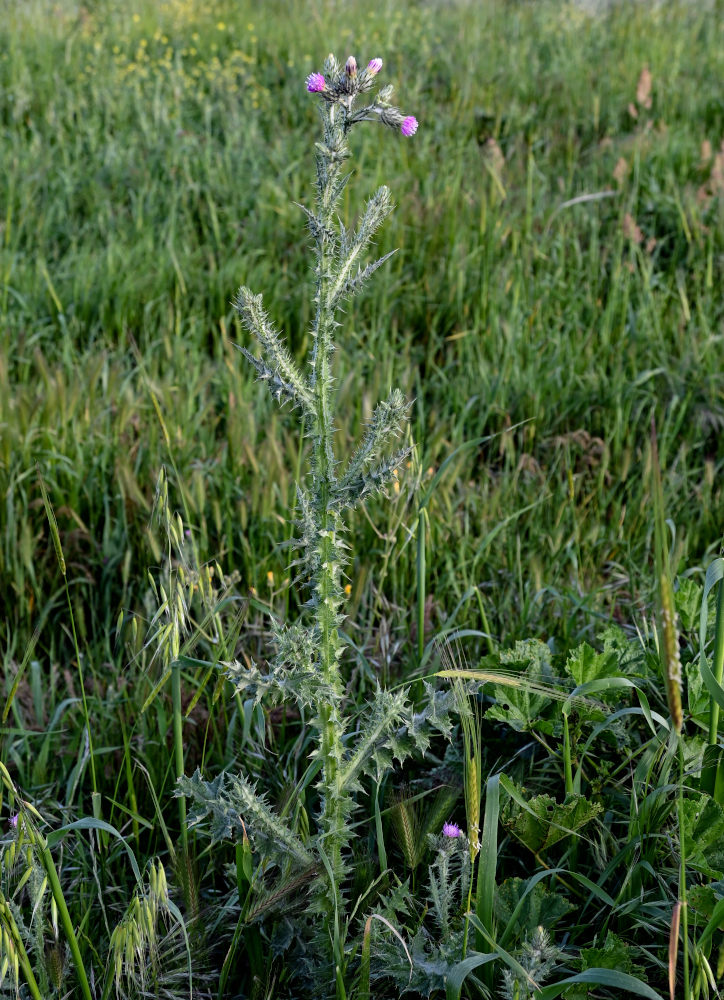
<box><xmin>306</xmin><ymin>72</ymin><xmax>326</xmax><ymax>93</ymax></box>
<box><xmin>442</xmin><ymin>821</ymin><xmax>461</xmax><ymax>838</ymax></box>
<box><xmin>367</xmin><ymin>58</ymin><xmax>383</xmax><ymax>75</ymax></box>
<box><xmin>9</xmin><ymin>814</ymin><xmax>18</xmax><ymax>829</ymax></box>
<box><xmin>401</xmin><ymin>116</ymin><xmax>418</xmax><ymax>137</ymax></box>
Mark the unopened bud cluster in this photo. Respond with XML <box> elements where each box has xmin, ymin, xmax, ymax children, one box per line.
<box><xmin>306</xmin><ymin>52</ymin><xmax>418</xmax><ymax>137</ymax></box>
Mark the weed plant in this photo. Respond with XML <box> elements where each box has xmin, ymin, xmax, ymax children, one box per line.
<box><xmin>178</xmin><ymin>51</ymin><xmax>461</xmax><ymax>995</ymax></box>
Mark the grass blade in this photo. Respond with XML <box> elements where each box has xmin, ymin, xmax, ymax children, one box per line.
<box><xmin>475</xmin><ymin>773</ymin><xmax>499</xmax><ymax>951</ymax></box>
<box><xmin>534</xmin><ymin>968</ymin><xmax>664</xmax><ymax>999</ymax></box>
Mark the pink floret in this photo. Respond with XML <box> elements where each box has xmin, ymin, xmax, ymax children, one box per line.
<box><xmin>401</xmin><ymin>116</ymin><xmax>418</xmax><ymax>137</ymax></box>
<box><xmin>306</xmin><ymin>72</ymin><xmax>326</xmax><ymax>93</ymax></box>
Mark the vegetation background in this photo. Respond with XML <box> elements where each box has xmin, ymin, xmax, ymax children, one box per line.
<box><xmin>1</xmin><ymin>0</ymin><xmax>723</xmax><ymax>997</ymax></box>
<box><xmin>2</xmin><ymin>0</ymin><xmax>722</xmax><ymax>667</ymax></box>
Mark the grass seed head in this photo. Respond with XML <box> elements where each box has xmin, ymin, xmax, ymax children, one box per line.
<box><xmin>391</xmin><ymin>798</ymin><xmax>417</xmax><ymax>870</ymax></box>
<box><xmin>466</xmin><ymin>753</ymin><xmax>481</xmax><ymax>858</ymax></box>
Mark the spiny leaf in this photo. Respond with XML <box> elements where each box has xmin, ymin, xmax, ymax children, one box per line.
<box><xmin>330</xmin><ymin>249</ymin><xmax>398</xmax><ymax>306</ymax></box>
<box><xmin>337</xmin><ymin>389</ymin><xmax>410</xmax><ymax>491</ymax></box>
<box><xmin>494</xmin><ymin>878</ymin><xmax>575</xmax><ymax>941</ymax></box>
<box><xmin>178</xmin><ymin>769</ymin><xmax>313</xmax><ymax>867</ymax></box>
<box><xmin>328</xmin><ymin>185</ymin><xmax>395</xmax><ymax>306</ymax></box>
<box><xmin>340</xmin><ymin>686</ymin><xmax>412</xmax><ymax>789</ymax></box>
<box><xmin>234</xmin><ymin>287</ymin><xmax>314</xmax><ymax>414</ymax></box>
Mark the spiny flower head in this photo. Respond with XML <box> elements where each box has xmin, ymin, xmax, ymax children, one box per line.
<box><xmin>305</xmin><ymin>55</ymin><xmax>417</xmax><ymax>139</ymax></box>
<box><xmin>442</xmin><ymin>821</ymin><xmax>462</xmax><ymax>838</ymax></box>
<box><xmin>306</xmin><ymin>72</ymin><xmax>326</xmax><ymax>93</ymax></box>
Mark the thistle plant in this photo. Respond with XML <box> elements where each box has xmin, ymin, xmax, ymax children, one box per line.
<box><xmin>180</xmin><ymin>53</ymin><xmax>453</xmax><ymax>995</ymax></box>
<box><xmin>499</xmin><ymin>927</ymin><xmax>561</xmax><ymax>1000</ymax></box>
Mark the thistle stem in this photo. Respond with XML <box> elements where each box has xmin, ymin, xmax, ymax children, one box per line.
<box><xmin>311</xmin><ymin>101</ymin><xmax>349</xmax><ymax>914</ymax></box>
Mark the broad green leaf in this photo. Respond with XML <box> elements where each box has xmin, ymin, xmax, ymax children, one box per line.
<box><xmin>675</xmin><ymin>577</ymin><xmax>703</xmax><ymax>633</ymax></box>
<box><xmin>485</xmin><ymin>688</ymin><xmax>554</xmax><ymax>733</ymax></box>
<box><xmin>502</xmin><ymin>784</ymin><xmax>602</xmax><ymax>854</ymax></box>
<box><xmin>564</xmin><ymin>643</ymin><xmax>618</xmax><ymax>687</ymax></box>
<box><xmin>685</xmin><ymin>655</ymin><xmax>710</xmax><ymax>720</ymax></box>
<box><xmin>598</xmin><ymin>625</ymin><xmax>648</xmax><ymax>676</ymax></box>
<box><xmin>495</xmin><ymin>878</ymin><xmax>574</xmax><ymax>941</ymax></box>
<box><xmin>688</xmin><ymin>883</ymin><xmax>720</xmax><ymax>921</ymax></box>
<box><xmin>486</xmin><ymin>640</ymin><xmax>557</xmax><ymax>733</ymax></box>
<box><xmin>681</xmin><ymin>794</ymin><xmax>724</xmax><ymax>878</ymax></box>
<box><xmin>499</xmin><ymin>639</ymin><xmax>555</xmax><ymax>673</ymax></box>
<box><xmin>695</xmin><ymin>894</ymin><xmax>724</xmax><ymax>951</ymax></box>
<box><xmin>578</xmin><ymin>931</ymin><xmax>642</xmax><ymax>977</ymax></box>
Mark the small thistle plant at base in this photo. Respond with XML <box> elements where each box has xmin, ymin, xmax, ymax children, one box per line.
<box><xmin>180</xmin><ymin>52</ymin><xmax>453</xmax><ymax>996</ymax></box>
<box><xmin>500</xmin><ymin>927</ymin><xmax>561</xmax><ymax>1000</ymax></box>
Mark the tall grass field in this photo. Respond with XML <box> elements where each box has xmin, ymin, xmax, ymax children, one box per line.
<box><xmin>1</xmin><ymin>0</ymin><xmax>724</xmax><ymax>998</ymax></box>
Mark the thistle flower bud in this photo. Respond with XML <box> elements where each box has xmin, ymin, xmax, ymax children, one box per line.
<box><xmin>377</xmin><ymin>107</ymin><xmax>404</xmax><ymax>129</ymax></box>
<box><xmin>367</xmin><ymin>57</ymin><xmax>383</xmax><ymax>75</ymax></box>
<box><xmin>345</xmin><ymin>55</ymin><xmax>357</xmax><ymax>78</ymax></box>
<box><xmin>306</xmin><ymin>72</ymin><xmax>326</xmax><ymax>93</ymax></box>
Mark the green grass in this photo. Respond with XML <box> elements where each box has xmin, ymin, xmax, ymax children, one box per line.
<box><xmin>1</xmin><ymin>0</ymin><xmax>724</xmax><ymax>997</ymax></box>
<box><xmin>2</xmin><ymin>0</ymin><xmax>722</xmax><ymax>663</ymax></box>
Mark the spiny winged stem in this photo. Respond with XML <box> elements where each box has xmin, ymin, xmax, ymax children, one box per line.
<box><xmin>312</xmin><ymin>99</ymin><xmax>349</xmax><ymax>898</ymax></box>
<box><xmin>232</xmin><ymin>52</ymin><xmax>419</xmax><ymax>938</ymax></box>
